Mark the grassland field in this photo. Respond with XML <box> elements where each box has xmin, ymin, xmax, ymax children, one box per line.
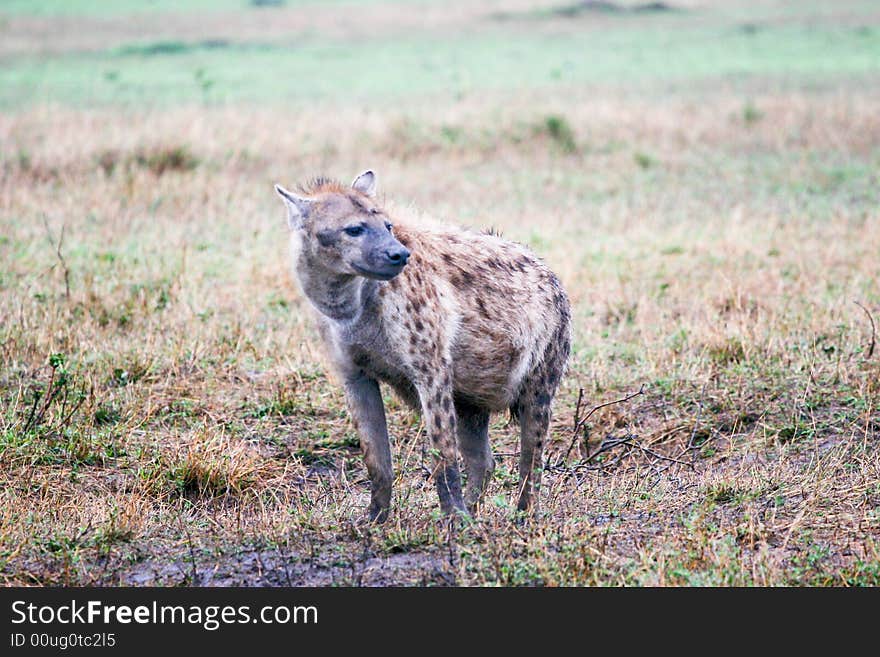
<box><xmin>0</xmin><ymin>0</ymin><xmax>879</xmax><ymax>585</ymax></box>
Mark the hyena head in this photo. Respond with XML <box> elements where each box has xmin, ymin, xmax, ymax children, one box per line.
<box><xmin>274</xmin><ymin>170</ymin><xmax>410</xmax><ymax>281</ymax></box>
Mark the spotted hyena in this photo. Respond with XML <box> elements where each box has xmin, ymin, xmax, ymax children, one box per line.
<box><xmin>274</xmin><ymin>170</ymin><xmax>571</xmax><ymax>522</ymax></box>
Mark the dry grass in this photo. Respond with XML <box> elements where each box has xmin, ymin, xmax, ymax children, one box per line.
<box><xmin>1</xmin><ymin>0</ymin><xmax>878</xmax><ymax>585</ymax></box>
<box><xmin>2</xmin><ymin>89</ymin><xmax>877</xmax><ymax>586</ymax></box>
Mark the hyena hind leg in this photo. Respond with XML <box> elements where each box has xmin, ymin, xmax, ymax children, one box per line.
<box><xmin>514</xmin><ymin>392</ymin><xmax>553</xmax><ymax>514</ymax></box>
<box><xmin>515</xmin><ymin>318</ymin><xmax>570</xmax><ymax>514</ymax></box>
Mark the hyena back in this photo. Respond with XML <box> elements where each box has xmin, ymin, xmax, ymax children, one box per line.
<box><xmin>275</xmin><ymin>170</ymin><xmax>571</xmax><ymax>521</ymax></box>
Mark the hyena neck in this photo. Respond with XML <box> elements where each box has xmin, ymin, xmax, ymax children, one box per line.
<box><xmin>295</xmin><ymin>253</ymin><xmax>375</xmax><ymax>322</ymax></box>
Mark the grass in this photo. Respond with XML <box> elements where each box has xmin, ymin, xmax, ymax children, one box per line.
<box><xmin>0</xmin><ymin>0</ymin><xmax>878</xmax><ymax>586</ymax></box>
<box><xmin>2</xmin><ymin>4</ymin><xmax>880</xmax><ymax>108</ymax></box>
<box><xmin>0</xmin><ymin>0</ymin><xmax>376</xmax><ymax>16</ymax></box>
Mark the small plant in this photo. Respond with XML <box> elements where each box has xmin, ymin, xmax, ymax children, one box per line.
<box><xmin>194</xmin><ymin>68</ymin><xmax>215</xmax><ymax>101</ymax></box>
<box><xmin>246</xmin><ymin>381</ymin><xmax>301</xmax><ymax>419</ymax></box>
<box><xmin>93</xmin><ymin>404</ymin><xmax>121</xmax><ymax>426</ymax></box>
<box><xmin>776</xmin><ymin>421</ymin><xmax>814</xmax><ymax>443</ymax></box>
<box><xmin>704</xmin><ymin>483</ymin><xmax>741</xmax><ymax>504</ymax></box>
<box><xmin>111</xmin><ymin>368</ymin><xmax>137</xmax><ymax>387</ymax></box>
<box><xmin>133</xmin><ymin>145</ymin><xmax>199</xmax><ymax>176</ymax></box>
<box><xmin>155</xmin><ymin>287</ymin><xmax>171</xmax><ymax>311</ymax></box>
<box><xmin>706</xmin><ymin>338</ymin><xmax>747</xmax><ymax>365</ymax></box>
<box><xmin>143</xmin><ymin>434</ymin><xmax>263</xmax><ymax>498</ymax></box>
<box><xmin>15</xmin><ymin>353</ymin><xmax>87</xmax><ymax>439</ymax></box>
<box><xmin>634</xmin><ymin>151</ymin><xmax>655</xmax><ymax>169</ymax></box>
<box><xmin>439</xmin><ymin>125</ymin><xmax>463</xmax><ymax>144</ymax></box>
<box><xmin>542</xmin><ymin>114</ymin><xmax>578</xmax><ymax>153</ymax></box>
<box><xmin>743</xmin><ymin>101</ymin><xmax>763</xmax><ymax>124</ymax></box>
<box><xmin>97</xmin><ymin>149</ymin><xmax>121</xmax><ymax>176</ymax></box>
<box><xmin>789</xmin><ymin>543</ymin><xmax>832</xmax><ymax>584</ymax></box>
<box><xmin>841</xmin><ymin>559</ymin><xmax>880</xmax><ymax>586</ymax></box>
<box><xmin>266</xmin><ymin>293</ymin><xmax>289</xmax><ymax>312</ymax></box>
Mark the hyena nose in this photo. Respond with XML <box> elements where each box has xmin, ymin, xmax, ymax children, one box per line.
<box><xmin>385</xmin><ymin>247</ymin><xmax>410</xmax><ymax>266</ymax></box>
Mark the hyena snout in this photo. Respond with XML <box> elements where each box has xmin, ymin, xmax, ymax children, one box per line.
<box><xmin>355</xmin><ymin>239</ymin><xmax>411</xmax><ymax>280</ymax></box>
<box><xmin>383</xmin><ymin>245</ymin><xmax>410</xmax><ymax>266</ymax></box>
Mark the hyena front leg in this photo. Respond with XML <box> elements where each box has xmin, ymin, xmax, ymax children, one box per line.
<box><xmin>455</xmin><ymin>401</ymin><xmax>494</xmax><ymax>514</ymax></box>
<box><xmin>344</xmin><ymin>373</ymin><xmax>393</xmax><ymax>523</ymax></box>
<box><xmin>417</xmin><ymin>374</ymin><xmax>467</xmax><ymax>517</ymax></box>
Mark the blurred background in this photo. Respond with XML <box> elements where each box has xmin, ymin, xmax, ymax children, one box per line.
<box><xmin>3</xmin><ymin>0</ymin><xmax>879</xmax><ymax>106</ymax></box>
<box><xmin>3</xmin><ymin>1</ymin><xmax>878</xmax><ymax>239</ymax></box>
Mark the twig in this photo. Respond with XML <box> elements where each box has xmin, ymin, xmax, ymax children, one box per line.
<box><xmin>629</xmin><ymin>440</ymin><xmax>693</xmax><ymax>468</ymax></box>
<box><xmin>683</xmin><ymin>383</ymin><xmax>707</xmax><ymax>466</ymax></box>
<box><xmin>572</xmin><ymin>388</ymin><xmax>584</xmax><ymax>432</ymax></box>
<box><xmin>50</xmin><ymin>386</ymin><xmax>88</xmax><ymax>435</ymax></box>
<box><xmin>562</xmin><ymin>385</ymin><xmax>645</xmax><ymax>465</ymax></box>
<box><xmin>570</xmin><ymin>434</ymin><xmax>691</xmax><ymax>469</ymax></box>
<box><xmin>579</xmin><ymin>434</ymin><xmax>633</xmax><ymax>464</ymax></box>
<box><xmin>547</xmin><ymin>435</ymin><xmax>633</xmax><ymax>474</ymax></box>
<box><xmin>254</xmin><ymin>549</ymin><xmax>268</xmax><ymax>585</ymax></box>
<box><xmin>71</xmin><ymin>518</ymin><xmax>94</xmax><ymax>545</ymax></box>
<box><xmin>22</xmin><ymin>384</ymin><xmax>42</xmax><ymax>435</ymax></box>
<box><xmin>41</xmin><ymin>214</ymin><xmax>70</xmax><ymax>298</ymax></box>
<box><xmin>23</xmin><ymin>365</ymin><xmax>58</xmax><ymax>434</ymax></box>
<box><xmin>854</xmin><ymin>301</ymin><xmax>876</xmax><ymax>359</ymax></box>
<box><xmin>178</xmin><ymin>515</ymin><xmax>199</xmax><ymax>585</ymax></box>
<box><xmin>276</xmin><ymin>545</ymin><xmax>294</xmax><ymax>587</ymax></box>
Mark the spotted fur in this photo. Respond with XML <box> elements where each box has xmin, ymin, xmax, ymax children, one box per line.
<box><xmin>275</xmin><ymin>171</ymin><xmax>571</xmax><ymax>521</ymax></box>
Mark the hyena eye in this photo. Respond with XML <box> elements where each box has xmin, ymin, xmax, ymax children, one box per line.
<box><xmin>385</xmin><ymin>222</ymin><xmax>393</xmax><ymax>232</ymax></box>
<box><xmin>344</xmin><ymin>225</ymin><xmax>366</xmax><ymax>237</ymax></box>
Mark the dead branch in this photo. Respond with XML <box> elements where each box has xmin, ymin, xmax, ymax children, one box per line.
<box><xmin>629</xmin><ymin>439</ymin><xmax>693</xmax><ymax>468</ymax></box>
<box><xmin>565</xmin><ymin>433</ymin><xmax>691</xmax><ymax>470</ymax></box>
<box><xmin>681</xmin><ymin>382</ymin><xmax>707</xmax><ymax>466</ymax></box>
<box><xmin>577</xmin><ymin>434</ymin><xmax>634</xmax><ymax>465</ymax></box>
<box><xmin>854</xmin><ymin>301</ymin><xmax>876</xmax><ymax>359</ymax></box>
<box><xmin>562</xmin><ymin>384</ymin><xmax>645</xmax><ymax>465</ymax></box>
<box><xmin>546</xmin><ymin>381</ymin><xmax>695</xmax><ymax>485</ymax></box>
<box><xmin>572</xmin><ymin>387</ymin><xmax>585</xmax><ymax>432</ymax></box>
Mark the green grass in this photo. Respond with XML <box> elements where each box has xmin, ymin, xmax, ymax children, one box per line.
<box><xmin>2</xmin><ymin>22</ymin><xmax>879</xmax><ymax>109</ymax></box>
<box><xmin>0</xmin><ymin>0</ymin><xmax>386</xmax><ymax>17</ymax></box>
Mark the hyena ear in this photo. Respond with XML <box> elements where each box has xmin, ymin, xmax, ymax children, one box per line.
<box><xmin>351</xmin><ymin>170</ymin><xmax>377</xmax><ymax>198</ymax></box>
<box><xmin>274</xmin><ymin>184</ymin><xmax>312</xmax><ymax>230</ymax></box>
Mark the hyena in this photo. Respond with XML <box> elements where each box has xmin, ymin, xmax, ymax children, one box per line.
<box><xmin>274</xmin><ymin>170</ymin><xmax>571</xmax><ymax>522</ymax></box>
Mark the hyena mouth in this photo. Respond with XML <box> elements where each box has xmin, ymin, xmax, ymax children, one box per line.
<box><xmin>352</xmin><ymin>263</ymin><xmax>407</xmax><ymax>281</ymax></box>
